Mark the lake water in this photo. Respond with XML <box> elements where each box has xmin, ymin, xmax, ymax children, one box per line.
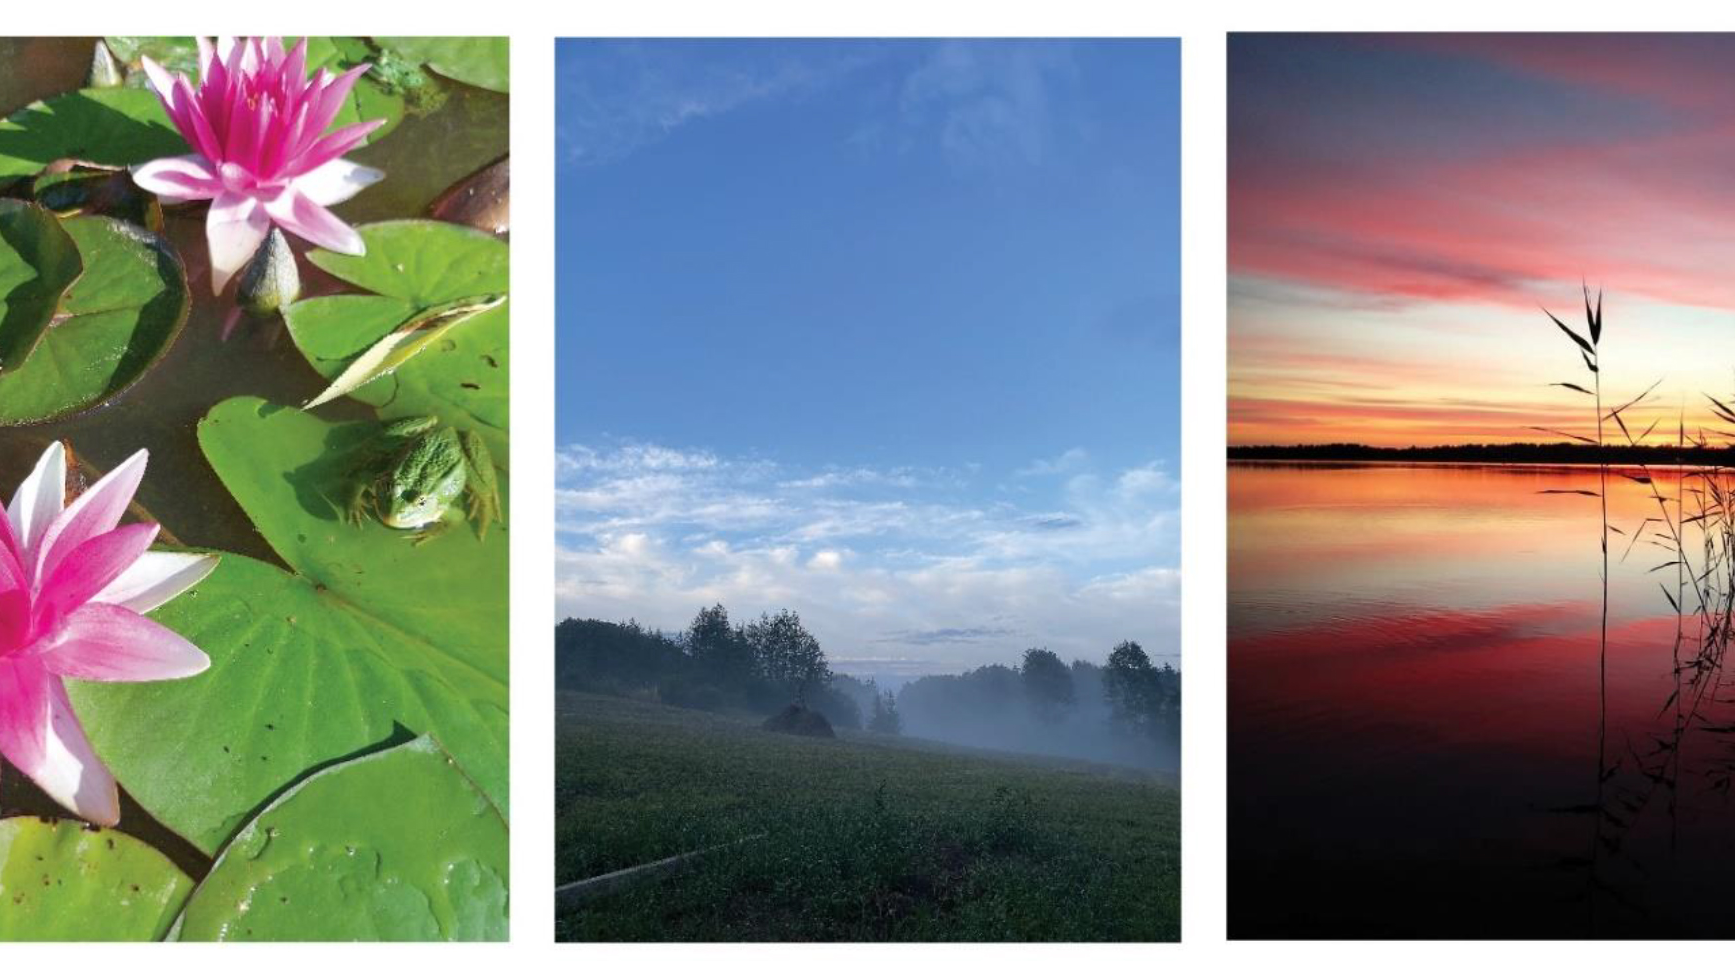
<box><xmin>1229</xmin><ymin>461</ymin><xmax>1735</xmax><ymax>938</ymax></box>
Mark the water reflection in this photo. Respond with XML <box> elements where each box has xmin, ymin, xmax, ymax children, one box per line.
<box><xmin>1230</xmin><ymin>462</ymin><xmax>1735</xmax><ymax>937</ymax></box>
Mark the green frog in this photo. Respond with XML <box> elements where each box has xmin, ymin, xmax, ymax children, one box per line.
<box><xmin>345</xmin><ymin>416</ymin><xmax>501</xmax><ymax>543</ymax></box>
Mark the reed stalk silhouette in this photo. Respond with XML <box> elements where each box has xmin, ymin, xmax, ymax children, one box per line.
<box><xmin>1540</xmin><ymin>290</ymin><xmax>1735</xmax><ymax>931</ymax></box>
<box><xmin>1541</xmin><ymin>289</ymin><xmax>1616</xmax><ymax>928</ymax></box>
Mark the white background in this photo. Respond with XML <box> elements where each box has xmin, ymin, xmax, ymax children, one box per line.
<box><xmin>11</xmin><ymin>0</ymin><xmax>1735</xmax><ymax>969</ymax></box>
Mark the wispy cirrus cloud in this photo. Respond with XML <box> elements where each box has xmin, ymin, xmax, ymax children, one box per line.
<box><xmin>556</xmin><ymin>40</ymin><xmax>879</xmax><ymax>166</ymax></box>
<box><xmin>555</xmin><ymin>440</ymin><xmax>1179</xmax><ymax>672</ymax></box>
<box><xmin>892</xmin><ymin>40</ymin><xmax>1080</xmax><ymax>173</ymax></box>
<box><xmin>1015</xmin><ymin>447</ymin><xmax>1089</xmax><ymax>478</ymax></box>
<box><xmin>560</xmin><ymin>39</ymin><xmax>1090</xmax><ymax>175</ymax></box>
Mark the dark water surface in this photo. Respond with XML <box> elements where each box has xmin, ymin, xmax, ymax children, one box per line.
<box><xmin>1230</xmin><ymin>461</ymin><xmax>1735</xmax><ymax>938</ymax></box>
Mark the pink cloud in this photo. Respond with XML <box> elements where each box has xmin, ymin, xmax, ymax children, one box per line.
<box><xmin>1232</xmin><ymin>38</ymin><xmax>1735</xmax><ymax>309</ymax></box>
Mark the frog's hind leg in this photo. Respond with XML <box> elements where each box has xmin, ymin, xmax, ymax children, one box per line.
<box><xmin>459</xmin><ymin>430</ymin><xmax>502</xmax><ymax>541</ymax></box>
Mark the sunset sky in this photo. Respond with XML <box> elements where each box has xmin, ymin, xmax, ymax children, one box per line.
<box><xmin>1229</xmin><ymin>33</ymin><xmax>1735</xmax><ymax>447</ymax></box>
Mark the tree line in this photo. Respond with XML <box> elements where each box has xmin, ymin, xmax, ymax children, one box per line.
<box><xmin>1228</xmin><ymin>441</ymin><xmax>1735</xmax><ymax>465</ymax></box>
<box><xmin>556</xmin><ymin>604</ymin><xmax>1180</xmax><ymax>770</ymax></box>
<box><xmin>555</xmin><ymin>606</ymin><xmax>868</xmax><ymax>727</ymax></box>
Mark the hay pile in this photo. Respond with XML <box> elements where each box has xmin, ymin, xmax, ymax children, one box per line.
<box><xmin>761</xmin><ymin>704</ymin><xmax>835</xmax><ymax>738</ymax></box>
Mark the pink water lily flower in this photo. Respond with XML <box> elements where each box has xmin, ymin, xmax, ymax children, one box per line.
<box><xmin>0</xmin><ymin>443</ymin><xmax>217</xmax><ymax>826</ymax></box>
<box><xmin>132</xmin><ymin>36</ymin><xmax>386</xmax><ymax>295</ymax></box>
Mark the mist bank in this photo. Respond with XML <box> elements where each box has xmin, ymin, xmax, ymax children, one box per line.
<box><xmin>556</xmin><ymin>605</ymin><xmax>1179</xmax><ymax>772</ymax></box>
<box><xmin>892</xmin><ymin>656</ymin><xmax>1178</xmax><ymax>771</ymax></box>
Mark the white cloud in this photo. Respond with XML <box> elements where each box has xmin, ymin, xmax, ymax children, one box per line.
<box><xmin>896</xmin><ymin>40</ymin><xmax>1080</xmax><ymax>173</ymax></box>
<box><xmin>555</xmin><ymin>441</ymin><xmax>1180</xmax><ymax>671</ymax></box>
<box><xmin>559</xmin><ymin>443</ymin><xmax>721</xmax><ymax>474</ymax></box>
<box><xmin>1015</xmin><ymin>447</ymin><xmax>1090</xmax><ymax>478</ymax></box>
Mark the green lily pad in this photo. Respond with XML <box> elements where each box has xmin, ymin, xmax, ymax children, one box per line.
<box><xmin>0</xmin><ymin>199</ymin><xmax>82</xmax><ymax>371</ymax></box>
<box><xmin>285</xmin><ymin>221</ymin><xmax>509</xmax><ymax>464</ymax></box>
<box><xmin>0</xmin><ymin>818</ymin><xmax>192</xmax><ymax>941</ymax></box>
<box><xmin>103</xmin><ymin>37</ymin><xmax>201</xmax><ymax>80</ymax></box>
<box><xmin>68</xmin><ymin>553</ymin><xmax>509</xmax><ymax>858</ymax></box>
<box><xmin>32</xmin><ymin>165</ymin><xmax>165</xmax><ymax>230</ymax></box>
<box><xmin>0</xmin><ymin>215</ymin><xmax>190</xmax><ymax>426</ymax></box>
<box><xmin>172</xmin><ymin>736</ymin><xmax>508</xmax><ymax>941</ymax></box>
<box><xmin>104</xmin><ymin>36</ymin><xmax>198</xmax><ymax>82</ymax></box>
<box><xmin>375</xmin><ymin>37</ymin><xmax>509</xmax><ymax>93</ymax></box>
<box><xmin>198</xmin><ymin>398</ymin><xmax>508</xmax><ymax>688</ymax></box>
<box><xmin>0</xmin><ymin>87</ymin><xmax>184</xmax><ymax>179</ymax></box>
<box><xmin>69</xmin><ymin>399</ymin><xmax>508</xmax><ymax>855</ymax></box>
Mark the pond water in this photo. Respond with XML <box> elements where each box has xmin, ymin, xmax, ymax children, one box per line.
<box><xmin>1230</xmin><ymin>461</ymin><xmax>1735</xmax><ymax>938</ymax></box>
<box><xmin>0</xmin><ymin>37</ymin><xmax>508</xmax><ymax>863</ymax></box>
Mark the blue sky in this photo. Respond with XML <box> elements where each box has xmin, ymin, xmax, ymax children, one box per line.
<box><xmin>556</xmin><ymin>39</ymin><xmax>1179</xmax><ymax>678</ymax></box>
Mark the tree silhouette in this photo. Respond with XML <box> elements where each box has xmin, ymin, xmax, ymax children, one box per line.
<box><xmin>743</xmin><ymin>609</ymin><xmax>830</xmax><ymax>703</ymax></box>
<box><xmin>869</xmin><ymin>690</ymin><xmax>903</xmax><ymax>735</ymax></box>
<box><xmin>1021</xmin><ymin>647</ymin><xmax>1075</xmax><ymax>723</ymax></box>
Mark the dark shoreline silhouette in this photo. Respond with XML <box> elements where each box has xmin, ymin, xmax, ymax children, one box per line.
<box><xmin>1228</xmin><ymin>442</ymin><xmax>1735</xmax><ymax>466</ymax></box>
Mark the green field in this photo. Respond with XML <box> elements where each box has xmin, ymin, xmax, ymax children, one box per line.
<box><xmin>555</xmin><ymin>691</ymin><xmax>1179</xmax><ymax>941</ymax></box>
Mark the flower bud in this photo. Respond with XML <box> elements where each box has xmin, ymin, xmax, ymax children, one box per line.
<box><xmin>88</xmin><ymin>40</ymin><xmax>124</xmax><ymax>89</ymax></box>
<box><xmin>237</xmin><ymin>228</ymin><xmax>300</xmax><ymax>318</ymax></box>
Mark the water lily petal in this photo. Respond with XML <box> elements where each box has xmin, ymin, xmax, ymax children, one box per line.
<box><xmin>302</xmin><ymin>64</ymin><xmax>372</xmax><ymax>147</ymax></box>
<box><xmin>196</xmin><ymin>36</ymin><xmax>217</xmax><ymax>80</ymax></box>
<box><xmin>0</xmin><ymin>660</ymin><xmax>120</xmax><ymax>827</ymax></box>
<box><xmin>217</xmin><ymin>36</ymin><xmax>243</xmax><ymax>81</ymax></box>
<box><xmin>0</xmin><ymin>588</ymin><xmax>30</xmax><ymax>656</ymax></box>
<box><xmin>223</xmin><ymin>77</ymin><xmax>262</xmax><ymax>172</ymax></box>
<box><xmin>206</xmin><ymin>191</ymin><xmax>271</xmax><ymax>295</ymax></box>
<box><xmin>0</xmin><ymin>656</ymin><xmax>50</xmax><ymax>786</ymax></box>
<box><xmin>235</xmin><ymin>36</ymin><xmax>261</xmax><ymax>77</ymax></box>
<box><xmin>33</xmin><ymin>449</ymin><xmax>147</xmax><ymax>588</ymax></box>
<box><xmin>34</xmin><ymin>523</ymin><xmax>160</xmax><ymax>631</ymax></box>
<box><xmin>294</xmin><ymin>158</ymin><xmax>385</xmax><ymax>207</ymax></box>
<box><xmin>138</xmin><ymin>55</ymin><xmax>179</xmax><ymax>108</ymax></box>
<box><xmin>92</xmin><ymin>551</ymin><xmax>220</xmax><ymax>615</ymax></box>
<box><xmin>282</xmin><ymin>117</ymin><xmax>385</xmax><ymax>182</ymax></box>
<box><xmin>37</xmin><ymin>602</ymin><xmax>210</xmax><ymax>683</ymax></box>
<box><xmin>175</xmin><ymin>74</ymin><xmax>224</xmax><ymax>163</ymax></box>
<box><xmin>8</xmin><ymin>441</ymin><xmax>65</xmax><ymax>565</ymax></box>
<box><xmin>266</xmin><ymin>187</ymin><xmax>364</xmax><ymax>255</ymax></box>
<box><xmin>0</xmin><ymin>511</ymin><xmax>24</xmax><ymax>594</ymax></box>
<box><xmin>132</xmin><ymin>154</ymin><xmax>222</xmax><ymax>204</ymax></box>
<box><xmin>283</xmin><ymin>38</ymin><xmax>308</xmax><ymax>83</ymax></box>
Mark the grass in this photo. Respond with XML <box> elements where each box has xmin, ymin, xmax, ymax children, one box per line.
<box><xmin>555</xmin><ymin>691</ymin><xmax>1179</xmax><ymax>941</ymax></box>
